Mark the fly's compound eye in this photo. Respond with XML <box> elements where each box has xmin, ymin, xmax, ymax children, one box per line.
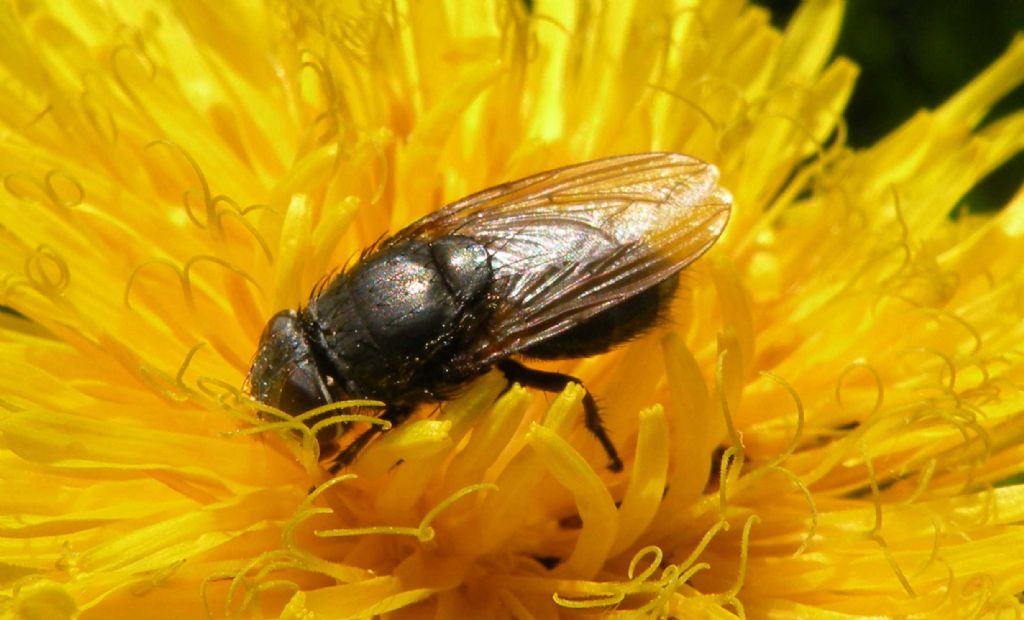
<box><xmin>276</xmin><ymin>364</ymin><xmax>330</xmax><ymax>414</ymax></box>
<box><xmin>248</xmin><ymin>309</ymin><xmax>333</xmax><ymax>416</ymax></box>
<box><xmin>247</xmin><ymin>309</ymin><xmax>346</xmax><ymax>455</ymax></box>
<box><xmin>275</xmin><ymin>364</ymin><xmax>347</xmax><ymax>454</ymax></box>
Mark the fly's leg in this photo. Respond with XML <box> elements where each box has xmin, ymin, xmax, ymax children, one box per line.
<box><xmin>326</xmin><ymin>404</ymin><xmax>413</xmax><ymax>474</ymax></box>
<box><xmin>497</xmin><ymin>359</ymin><xmax>623</xmax><ymax>472</ymax></box>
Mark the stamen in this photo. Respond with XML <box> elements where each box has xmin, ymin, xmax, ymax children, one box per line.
<box><xmin>863</xmin><ymin>445</ymin><xmax>916</xmax><ymax>596</ymax></box>
<box><xmin>144</xmin><ymin>141</ymin><xmax>216</xmax><ymax>230</ymax></box>
<box><xmin>24</xmin><ymin>245</ymin><xmax>70</xmax><ymax>296</ymax></box>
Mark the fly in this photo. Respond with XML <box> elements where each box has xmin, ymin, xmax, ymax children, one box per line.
<box><xmin>246</xmin><ymin>152</ymin><xmax>732</xmax><ymax>472</ymax></box>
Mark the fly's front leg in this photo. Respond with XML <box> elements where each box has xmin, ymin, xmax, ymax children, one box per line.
<box><xmin>327</xmin><ymin>404</ymin><xmax>414</xmax><ymax>474</ymax></box>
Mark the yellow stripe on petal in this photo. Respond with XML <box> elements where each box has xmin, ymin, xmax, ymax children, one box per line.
<box><xmin>526</xmin><ymin>423</ymin><xmax>618</xmax><ymax>580</ymax></box>
<box><xmin>774</xmin><ymin>0</ymin><xmax>845</xmax><ymax>82</ymax></box>
<box><xmin>938</xmin><ymin>34</ymin><xmax>1024</xmax><ymax>129</ymax></box>
<box><xmin>610</xmin><ymin>406</ymin><xmax>670</xmax><ymax>556</ymax></box>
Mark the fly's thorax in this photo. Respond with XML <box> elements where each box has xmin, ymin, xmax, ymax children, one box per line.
<box><xmin>307</xmin><ymin>236</ymin><xmax>495</xmax><ymax>403</ymax></box>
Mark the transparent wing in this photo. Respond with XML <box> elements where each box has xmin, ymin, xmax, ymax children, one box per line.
<box><xmin>380</xmin><ymin>152</ymin><xmax>732</xmax><ymax>359</ymax></box>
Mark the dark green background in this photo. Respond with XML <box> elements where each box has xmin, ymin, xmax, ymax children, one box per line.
<box><xmin>754</xmin><ymin>0</ymin><xmax>1023</xmax><ymax>212</ymax></box>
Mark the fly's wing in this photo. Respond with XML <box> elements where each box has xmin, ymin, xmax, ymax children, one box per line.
<box><xmin>380</xmin><ymin>152</ymin><xmax>732</xmax><ymax>360</ymax></box>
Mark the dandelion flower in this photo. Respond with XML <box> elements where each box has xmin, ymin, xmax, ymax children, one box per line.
<box><xmin>2</xmin><ymin>1</ymin><xmax>1024</xmax><ymax>618</ymax></box>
